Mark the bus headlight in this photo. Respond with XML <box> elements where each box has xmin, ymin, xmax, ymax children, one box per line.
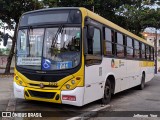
<box><xmin>71</xmin><ymin>80</ymin><xmax>75</xmax><ymax>85</ymax></box>
<box><xmin>16</xmin><ymin>79</ymin><xmax>26</xmax><ymax>87</ymax></box>
<box><xmin>14</xmin><ymin>74</ymin><xmax>26</xmax><ymax>87</ymax></box>
<box><xmin>61</xmin><ymin>77</ymin><xmax>82</xmax><ymax>90</ymax></box>
<box><xmin>66</xmin><ymin>84</ymin><xmax>70</xmax><ymax>89</ymax></box>
<box><xmin>15</xmin><ymin>76</ymin><xmax>19</xmax><ymax>80</ymax></box>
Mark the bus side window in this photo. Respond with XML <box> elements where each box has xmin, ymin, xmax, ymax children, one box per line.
<box><xmin>116</xmin><ymin>32</ymin><xmax>125</xmax><ymax>58</ymax></box>
<box><xmin>134</xmin><ymin>40</ymin><xmax>140</xmax><ymax>59</ymax></box>
<box><xmin>151</xmin><ymin>47</ymin><xmax>154</xmax><ymax>60</ymax></box>
<box><xmin>92</xmin><ymin>28</ymin><xmax>101</xmax><ymax>55</ymax></box>
<box><xmin>126</xmin><ymin>37</ymin><xmax>134</xmax><ymax>58</ymax></box>
<box><xmin>153</xmin><ymin>48</ymin><xmax>154</xmax><ymax>60</ymax></box>
<box><xmin>149</xmin><ymin>46</ymin><xmax>151</xmax><ymax>60</ymax></box>
<box><xmin>141</xmin><ymin>43</ymin><xmax>145</xmax><ymax>59</ymax></box>
<box><xmin>146</xmin><ymin>45</ymin><xmax>150</xmax><ymax>60</ymax></box>
<box><xmin>104</xmin><ymin>27</ymin><xmax>114</xmax><ymax>56</ymax></box>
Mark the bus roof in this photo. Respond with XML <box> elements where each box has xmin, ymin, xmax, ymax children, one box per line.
<box><xmin>22</xmin><ymin>7</ymin><xmax>153</xmax><ymax>47</ymax></box>
<box><xmin>23</xmin><ymin>7</ymin><xmax>80</xmax><ymax>15</ymax></box>
<box><xmin>80</xmin><ymin>7</ymin><xmax>153</xmax><ymax>47</ymax></box>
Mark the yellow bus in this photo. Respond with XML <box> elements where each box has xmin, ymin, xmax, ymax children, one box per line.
<box><xmin>13</xmin><ymin>7</ymin><xmax>154</xmax><ymax>106</ymax></box>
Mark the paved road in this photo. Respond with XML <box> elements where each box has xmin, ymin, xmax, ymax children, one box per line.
<box><xmin>0</xmin><ymin>76</ymin><xmax>106</xmax><ymax>120</ymax></box>
<box><xmin>0</xmin><ymin>68</ymin><xmax>14</xmax><ymax>74</ymax></box>
<box><xmin>1</xmin><ymin>75</ymin><xmax>160</xmax><ymax>120</ymax></box>
<box><xmin>0</xmin><ymin>75</ymin><xmax>13</xmax><ymax>111</ymax></box>
<box><xmin>90</xmin><ymin>75</ymin><xmax>160</xmax><ymax>120</ymax></box>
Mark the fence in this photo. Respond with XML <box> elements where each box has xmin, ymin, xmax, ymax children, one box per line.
<box><xmin>0</xmin><ymin>55</ymin><xmax>15</xmax><ymax>68</ymax></box>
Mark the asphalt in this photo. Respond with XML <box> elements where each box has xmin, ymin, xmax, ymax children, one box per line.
<box><xmin>0</xmin><ymin>75</ymin><xmax>14</xmax><ymax>112</ymax></box>
<box><xmin>0</xmin><ymin>74</ymin><xmax>160</xmax><ymax>120</ymax></box>
<box><xmin>90</xmin><ymin>74</ymin><xmax>160</xmax><ymax>120</ymax></box>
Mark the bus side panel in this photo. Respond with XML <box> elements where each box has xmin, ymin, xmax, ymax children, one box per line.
<box><xmin>107</xmin><ymin>58</ymin><xmax>127</xmax><ymax>93</ymax></box>
<box><xmin>83</xmin><ymin>58</ymin><xmax>127</xmax><ymax>105</ymax></box>
<box><xmin>140</xmin><ymin>61</ymin><xmax>154</xmax><ymax>83</ymax></box>
<box><xmin>126</xmin><ymin>60</ymin><xmax>141</xmax><ymax>89</ymax></box>
<box><xmin>83</xmin><ymin>63</ymin><xmax>105</xmax><ymax>105</ymax></box>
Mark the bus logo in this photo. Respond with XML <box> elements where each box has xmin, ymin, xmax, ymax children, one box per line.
<box><xmin>111</xmin><ymin>59</ymin><xmax>115</xmax><ymax>68</ymax></box>
<box><xmin>39</xmin><ymin>83</ymin><xmax>44</xmax><ymax>88</ymax></box>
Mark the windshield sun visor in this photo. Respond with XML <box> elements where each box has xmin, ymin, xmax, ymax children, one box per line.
<box><xmin>19</xmin><ymin>9</ymin><xmax>82</xmax><ymax>26</ymax></box>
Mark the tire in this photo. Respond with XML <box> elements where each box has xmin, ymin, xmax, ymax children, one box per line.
<box><xmin>102</xmin><ymin>80</ymin><xmax>112</xmax><ymax>105</ymax></box>
<box><xmin>138</xmin><ymin>74</ymin><xmax>145</xmax><ymax>90</ymax></box>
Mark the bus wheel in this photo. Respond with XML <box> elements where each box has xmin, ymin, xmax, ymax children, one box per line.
<box><xmin>102</xmin><ymin>80</ymin><xmax>111</xmax><ymax>104</ymax></box>
<box><xmin>138</xmin><ymin>74</ymin><xmax>145</xmax><ymax>90</ymax></box>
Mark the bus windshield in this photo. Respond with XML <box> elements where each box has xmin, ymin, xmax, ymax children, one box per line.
<box><xmin>16</xmin><ymin>27</ymin><xmax>81</xmax><ymax>71</ymax></box>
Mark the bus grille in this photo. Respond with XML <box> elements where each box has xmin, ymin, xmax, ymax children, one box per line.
<box><xmin>29</xmin><ymin>83</ymin><xmax>58</xmax><ymax>88</ymax></box>
<box><xmin>28</xmin><ymin>90</ymin><xmax>56</xmax><ymax>99</ymax></box>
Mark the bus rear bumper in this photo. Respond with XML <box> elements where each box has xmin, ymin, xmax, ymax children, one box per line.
<box><xmin>14</xmin><ymin>82</ymin><xmax>84</xmax><ymax>106</ymax></box>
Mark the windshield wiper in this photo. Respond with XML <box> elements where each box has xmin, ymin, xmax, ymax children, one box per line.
<box><xmin>51</xmin><ymin>24</ymin><xmax>64</xmax><ymax>48</ymax></box>
<box><xmin>50</xmin><ymin>24</ymin><xmax>64</xmax><ymax>56</ymax></box>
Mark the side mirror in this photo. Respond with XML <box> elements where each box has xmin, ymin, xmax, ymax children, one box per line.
<box><xmin>87</xmin><ymin>26</ymin><xmax>94</xmax><ymax>39</ymax></box>
<box><xmin>3</xmin><ymin>33</ymin><xmax>8</xmax><ymax>46</ymax></box>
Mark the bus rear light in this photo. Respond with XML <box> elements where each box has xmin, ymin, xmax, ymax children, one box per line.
<box><xmin>62</xmin><ymin>95</ymin><xmax>76</xmax><ymax>101</ymax></box>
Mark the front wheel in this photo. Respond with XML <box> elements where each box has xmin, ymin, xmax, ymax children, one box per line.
<box><xmin>102</xmin><ymin>80</ymin><xmax>112</xmax><ymax>105</ymax></box>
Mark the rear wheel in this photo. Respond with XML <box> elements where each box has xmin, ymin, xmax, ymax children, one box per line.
<box><xmin>138</xmin><ymin>74</ymin><xmax>145</xmax><ymax>90</ymax></box>
<box><xmin>102</xmin><ymin>80</ymin><xmax>112</xmax><ymax>104</ymax></box>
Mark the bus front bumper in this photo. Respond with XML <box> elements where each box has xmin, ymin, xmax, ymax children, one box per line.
<box><xmin>13</xmin><ymin>82</ymin><xmax>84</xmax><ymax>106</ymax></box>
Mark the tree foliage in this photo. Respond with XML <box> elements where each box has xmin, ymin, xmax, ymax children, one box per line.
<box><xmin>0</xmin><ymin>0</ymin><xmax>43</xmax><ymax>73</ymax></box>
<box><xmin>44</xmin><ymin>0</ymin><xmax>160</xmax><ymax>35</ymax></box>
<box><xmin>116</xmin><ymin>0</ymin><xmax>160</xmax><ymax>35</ymax></box>
<box><xmin>0</xmin><ymin>0</ymin><xmax>160</xmax><ymax>73</ymax></box>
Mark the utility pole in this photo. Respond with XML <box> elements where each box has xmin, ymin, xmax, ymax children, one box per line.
<box><xmin>155</xmin><ymin>28</ymin><xmax>158</xmax><ymax>74</ymax></box>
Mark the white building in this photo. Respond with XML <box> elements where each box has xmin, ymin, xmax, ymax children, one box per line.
<box><xmin>0</xmin><ymin>28</ymin><xmax>13</xmax><ymax>54</ymax></box>
<box><xmin>142</xmin><ymin>32</ymin><xmax>160</xmax><ymax>72</ymax></box>
<box><xmin>142</xmin><ymin>32</ymin><xmax>160</xmax><ymax>55</ymax></box>
<box><xmin>0</xmin><ymin>38</ymin><xmax>12</xmax><ymax>50</ymax></box>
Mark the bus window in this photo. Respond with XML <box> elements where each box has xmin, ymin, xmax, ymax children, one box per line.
<box><xmin>146</xmin><ymin>45</ymin><xmax>150</xmax><ymax>60</ymax></box>
<box><xmin>134</xmin><ymin>40</ymin><xmax>140</xmax><ymax>59</ymax></box>
<box><xmin>17</xmin><ymin>29</ymin><xmax>28</xmax><ymax>56</ymax></box>
<box><xmin>141</xmin><ymin>43</ymin><xmax>145</xmax><ymax>59</ymax></box>
<box><xmin>85</xmin><ymin>27</ymin><xmax>102</xmax><ymax>65</ymax></box>
<box><xmin>126</xmin><ymin>37</ymin><xmax>133</xmax><ymax>58</ymax></box>
<box><xmin>151</xmin><ymin>47</ymin><xmax>154</xmax><ymax>60</ymax></box>
<box><xmin>153</xmin><ymin>48</ymin><xmax>154</xmax><ymax>60</ymax></box>
<box><xmin>104</xmin><ymin>27</ymin><xmax>114</xmax><ymax>56</ymax></box>
<box><xmin>93</xmin><ymin>28</ymin><xmax>101</xmax><ymax>55</ymax></box>
<box><xmin>149</xmin><ymin>46</ymin><xmax>151</xmax><ymax>60</ymax></box>
<box><xmin>105</xmin><ymin>27</ymin><xmax>112</xmax><ymax>41</ymax></box>
<box><xmin>116</xmin><ymin>32</ymin><xmax>124</xmax><ymax>58</ymax></box>
<box><xmin>29</xmin><ymin>28</ymin><xmax>44</xmax><ymax>57</ymax></box>
<box><xmin>117</xmin><ymin>33</ymin><xmax>123</xmax><ymax>44</ymax></box>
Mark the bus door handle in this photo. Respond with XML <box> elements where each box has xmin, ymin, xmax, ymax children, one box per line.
<box><xmin>99</xmin><ymin>82</ymin><xmax>103</xmax><ymax>88</ymax></box>
<box><xmin>99</xmin><ymin>82</ymin><xmax>102</xmax><ymax>85</ymax></box>
<box><xmin>86</xmin><ymin>85</ymin><xmax>91</xmax><ymax>88</ymax></box>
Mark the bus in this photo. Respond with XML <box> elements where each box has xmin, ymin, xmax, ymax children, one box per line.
<box><xmin>12</xmin><ymin>7</ymin><xmax>154</xmax><ymax>106</ymax></box>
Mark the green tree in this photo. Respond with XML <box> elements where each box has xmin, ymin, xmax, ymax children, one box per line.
<box><xmin>113</xmin><ymin>0</ymin><xmax>160</xmax><ymax>35</ymax></box>
<box><xmin>43</xmin><ymin>0</ymin><xmax>159</xmax><ymax>35</ymax></box>
<box><xmin>0</xmin><ymin>0</ymin><xmax>43</xmax><ymax>74</ymax></box>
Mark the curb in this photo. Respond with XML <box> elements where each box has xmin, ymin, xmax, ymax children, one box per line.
<box><xmin>67</xmin><ymin>105</ymin><xmax>110</xmax><ymax>120</ymax></box>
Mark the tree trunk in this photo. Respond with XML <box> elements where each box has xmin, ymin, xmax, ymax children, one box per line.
<box><xmin>4</xmin><ymin>24</ymin><xmax>18</xmax><ymax>74</ymax></box>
